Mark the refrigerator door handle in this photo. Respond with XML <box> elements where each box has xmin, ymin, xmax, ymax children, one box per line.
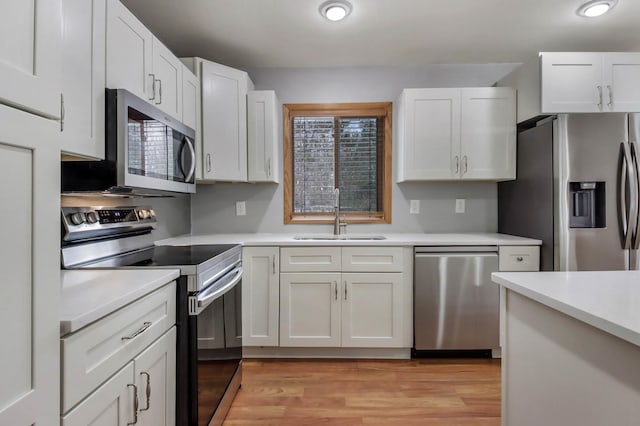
<box><xmin>630</xmin><ymin>141</ymin><xmax>640</xmax><ymax>249</ymax></box>
<box><xmin>619</xmin><ymin>141</ymin><xmax>636</xmax><ymax>250</ymax></box>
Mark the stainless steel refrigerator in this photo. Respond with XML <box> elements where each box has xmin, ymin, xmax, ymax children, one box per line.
<box><xmin>498</xmin><ymin>113</ymin><xmax>640</xmax><ymax>271</ymax></box>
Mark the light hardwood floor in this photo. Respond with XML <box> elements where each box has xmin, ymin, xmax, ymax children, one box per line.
<box><xmin>223</xmin><ymin>358</ymin><xmax>501</xmax><ymax>425</ymax></box>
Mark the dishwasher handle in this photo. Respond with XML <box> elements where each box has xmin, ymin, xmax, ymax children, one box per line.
<box><xmin>414</xmin><ymin>246</ymin><xmax>498</xmax><ymax>254</ymax></box>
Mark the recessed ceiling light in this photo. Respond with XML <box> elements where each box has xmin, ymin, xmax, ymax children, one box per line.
<box><xmin>577</xmin><ymin>0</ymin><xmax>618</xmax><ymax>17</ymax></box>
<box><xmin>319</xmin><ymin>0</ymin><xmax>352</xmax><ymax>22</ymax></box>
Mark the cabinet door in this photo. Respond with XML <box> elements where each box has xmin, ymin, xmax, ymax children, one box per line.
<box><xmin>242</xmin><ymin>247</ymin><xmax>280</xmax><ymax>346</ymax></box>
<box><xmin>135</xmin><ymin>328</ymin><xmax>176</xmax><ymax>426</ymax></box>
<box><xmin>106</xmin><ymin>0</ymin><xmax>153</xmax><ymax>101</ymax></box>
<box><xmin>341</xmin><ymin>273</ymin><xmax>403</xmax><ymax>347</ymax></box>
<box><xmin>61</xmin><ymin>0</ymin><xmax>106</xmax><ymax>159</ymax></box>
<box><xmin>247</xmin><ymin>90</ymin><xmax>279</xmax><ymax>182</ymax></box>
<box><xmin>541</xmin><ymin>52</ymin><xmax>603</xmax><ymax>113</ymax></box>
<box><xmin>0</xmin><ymin>106</ymin><xmax>59</xmax><ymax>425</ymax></box>
<box><xmin>62</xmin><ymin>362</ymin><xmax>134</xmax><ymax>426</ymax></box>
<box><xmin>602</xmin><ymin>53</ymin><xmax>640</xmax><ymax>112</ymax></box>
<box><xmin>152</xmin><ymin>38</ymin><xmax>183</xmax><ymax>120</ymax></box>
<box><xmin>398</xmin><ymin>88</ymin><xmax>460</xmax><ymax>180</ymax></box>
<box><xmin>182</xmin><ymin>66</ymin><xmax>199</xmax><ymax>131</ymax></box>
<box><xmin>0</xmin><ymin>0</ymin><xmax>61</xmax><ymax>118</ymax></box>
<box><xmin>200</xmin><ymin>60</ymin><xmax>248</xmax><ymax>181</ymax></box>
<box><xmin>280</xmin><ymin>273</ymin><xmax>341</xmax><ymax>347</ymax></box>
<box><xmin>460</xmin><ymin>87</ymin><xmax>516</xmax><ymax>180</ymax></box>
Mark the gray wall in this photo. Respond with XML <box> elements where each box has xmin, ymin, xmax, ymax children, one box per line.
<box><xmin>191</xmin><ymin>64</ymin><xmax>519</xmax><ymax>235</ymax></box>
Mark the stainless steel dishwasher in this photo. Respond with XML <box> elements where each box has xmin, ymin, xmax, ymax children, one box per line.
<box><xmin>414</xmin><ymin>246</ymin><xmax>499</xmax><ymax>355</ymax></box>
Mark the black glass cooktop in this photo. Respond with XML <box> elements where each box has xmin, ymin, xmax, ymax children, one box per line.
<box><xmin>129</xmin><ymin>244</ymin><xmax>239</xmax><ymax>267</ymax></box>
<box><xmin>87</xmin><ymin>244</ymin><xmax>241</xmax><ymax>269</ymax></box>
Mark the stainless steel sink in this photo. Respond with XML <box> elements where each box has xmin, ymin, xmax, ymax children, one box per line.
<box><xmin>293</xmin><ymin>234</ymin><xmax>386</xmax><ymax>240</ymax></box>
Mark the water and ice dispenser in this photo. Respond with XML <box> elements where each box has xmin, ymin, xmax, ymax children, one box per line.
<box><xmin>569</xmin><ymin>182</ymin><xmax>605</xmax><ymax>228</ymax></box>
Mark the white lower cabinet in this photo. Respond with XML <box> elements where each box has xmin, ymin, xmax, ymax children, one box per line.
<box><xmin>242</xmin><ymin>247</ymin><xmax>280</xmax><ymax>346</ymax></box>
<box><xmin>280</xmin><ymin>273</ymin><xmax>342</xmax><ymax>347</ymax></box>
<box><xmin>278</xmin><ymin>246</ymin><xmax>408</xmax><ymax>348</ymax></box>
<box><xmin>61</xmin><ymin>283</ymin><xmax>176</xmax><ymax>425</ymax></box>
<box><xmin>62</xmin><ymin>329</ymin><xmax>176</xmax><ymax>426</ymax></box>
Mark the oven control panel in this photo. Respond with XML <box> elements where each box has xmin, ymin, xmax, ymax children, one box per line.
<box><xmin>61</xmin><ymin>206</ymin><xmax>156</xmax><ymax>242</ymax></box>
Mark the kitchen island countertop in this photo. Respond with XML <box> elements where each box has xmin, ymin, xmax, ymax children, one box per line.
<box><xmin>493</xmin><ymin>270</ymin><xmax>640</xmax><ymax>347</ymax></box>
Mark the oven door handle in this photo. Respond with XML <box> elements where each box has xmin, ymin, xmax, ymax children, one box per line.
<box><xmin>190</xmin><ymin>267</ymin><xmax>243</xmax><ymax>315</ymax></box>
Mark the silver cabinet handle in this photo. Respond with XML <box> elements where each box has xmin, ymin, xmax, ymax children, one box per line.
<box><xmin>148</xmin><ymin>74</ymin><xmax>156</xmax><ymax>101</ymax></box>
<box><xmin>334</xmin><ymin>282</ymin><xmax>338</xmax><ymax>300</ymax></box>
<box><xmin>60</xmin><ymin>93</ymin><xmax>65</xmax><ymax>132</ymax></box>
<box><xmin>121</xmin><ymin>322</ymin><xmax>152</xmax><ymax>341</ymax></box>
<box><xmin>516</xmin><ymin>256</ymin><xmax>524</xmax><ymax>262</ymax></box>
<box><xmin>463</xmin><ymin>155</ymin><xmax>468</xmax><ymax>175</ymax></box>
<box><xmin>206</xmin><ymin>153</ymin><xmax>212</xmax><ymax>172</ymax></box>
<box><xmin>344</xmin><ymin>281</ymin><xmax>347</xmax><ymax>300</ymax></box>
<box><xmin>154</xmin><ymin>79</ymin><xmax>162</xmax><ymax>105</ymax></box>
<box><xmin>267</xmin><ymin>158</ymin><xmax>272</xmax><ymax>177</ymax></box>
<box><xmin>272</xmin><ymin>255</ymin><xmax>276</xmax><ymax>274</ymax></box>
<box><xmin>139</xmin><ymin>372</ymin><xmax>151</xmax><ymax>412</ymax></box>
<box><xmin>127</xmin><ymin>384</ymin><xmax>139</xmax><ymax>425</ymax></box>
<box><xmin>597</xmin><ymin>85</ymin><xmax>603</xmax><ymax>110</ymax></box>
<box><xmin>607</xmin><ymin>85</ymin><xmax>613</xmax><ymax>109</ymax></box>
<box><xmin>454</xmin><ymin>155</ymin><xmax>459</xmax><ymax>174</ymax></box>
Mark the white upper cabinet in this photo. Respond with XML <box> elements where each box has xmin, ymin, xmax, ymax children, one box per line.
<box><xmin>397</xmin><ymin>87</ymin><xmax>516</xmax><ymax>182</ymax></box>
<box><xmin>182</xmin><ymin>65</ymin><xmax>199</xmax><ymax>131</ymax></box>
<box><xmin>61</xmin><ymin>0</ymin><xmax>106</xmax><ymax>159</ymax></box>
<box><xmin>106</xmin><ymin>0</ymin><xmax>184</xmax><ymax>121</ymax></box>
<box><xmin>184</xmin><ymin>57</ymin><xmax>254</xmax><ymax>182</ymax></box>
<box><xmin>397</xmin><ymin>88</ymin><xmax>460</xmax><ymax>180</ymax></box>
<box><xmin>248</xmin><ymin>90</ymin><xmax>280</xmax><ymax>183</ymax></box>
<box><xmin>151</xmin><ymin>38</ymin><xmax>183</xmax><ymax>119</ymax></box>
<box><xmin>106</xmin><ymin>0</ymin><xmax>153</xmax><ymax>100</ymax></box>
<box><xmin>0</xmin><ymin>0</ymin><xmax>62</xmax><ymax>119</ymax></box>
<box><xmin>461</xmin><ymin>88</ymin><xmax>516</xmax><ymax>180</ymax></box>
<box><xmin>541</xmin><ymin>52</ymin><xmax>640</xmax><ymax>113</ymax></box>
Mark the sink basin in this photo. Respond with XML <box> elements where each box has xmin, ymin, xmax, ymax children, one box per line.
<box><xmin>293</xmin><ymin>234</ymin><xmax>386</xmax><ymax>241</ymax></box>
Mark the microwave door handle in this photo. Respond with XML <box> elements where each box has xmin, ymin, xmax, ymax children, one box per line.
<box><xmin>183</xmin><ymin>136</ymin><xmax>196</xmax><ymax>182</ymax></box>
<box><xmin>629</xmin><ymin>141</ymin><xmax>640</xmax><ymax>250</ymax></box>
<box><xmin>177</xmin><ymin>136</ymin><xmax>196</xmax><ymax>182</ymax></box>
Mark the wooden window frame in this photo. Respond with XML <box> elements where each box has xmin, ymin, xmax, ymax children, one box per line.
<box><xmin>283</xmin><ymin>102</ymin><xmax>392</xmax><ymax>225</ymax></box>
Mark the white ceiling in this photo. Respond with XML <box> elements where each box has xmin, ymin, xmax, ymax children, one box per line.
<box><xmin>121</xmin><ymin>0</ymin><xmax>640</xmax><ymax>69</ymax></box>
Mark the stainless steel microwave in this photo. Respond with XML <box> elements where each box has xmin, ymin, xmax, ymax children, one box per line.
<box><xmin>62</xmin><ymin>89</ymin><xmax>196</xmax><ymax>195</ymax></box>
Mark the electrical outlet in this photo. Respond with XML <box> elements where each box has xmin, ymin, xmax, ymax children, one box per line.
<box><xmin>236</xmin><ymin>201</ymin><xmax>246</xmax><ymax>216</ymax></box>
<box><xmin>410</xmin><ymin>199</ymin><xmax>420</xmax><ymax>214</ymax></box>
<box><xmin>455</xmin><ymin>199</ymin><xmax>465</xmax><ymax>214</ymax></box>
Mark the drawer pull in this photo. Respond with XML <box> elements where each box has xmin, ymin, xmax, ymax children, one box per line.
<box><xmin>127</xmin><ymin>384</ymin><xmax>139</xmax><ymax>425</ymax></box>
<box><xmin>516</xmin><ymin>256</ymin><xmax>524</xmax><ymax>262</ymax></box>
<box><xmin>140</xmin><ymin>372</ymin><xmax>151</xmax><ymax>412</ymax></box>
<box><xmin>121</xmin><ymin>322</ymin><xmax>152</xmax><ymax>341</ymax></box>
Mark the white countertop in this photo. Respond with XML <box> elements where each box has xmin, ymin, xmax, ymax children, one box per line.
<box><xmin>60</xmin><ymin>269</ymin><xmax>180</xmax><ymax>336</ymax></box>
<box><xmin>156</xmin><ymin>232</ymin><xmax>541</xmax><ymax>247</ymax></box>
<box><xmin>493</xmin><ymin>271</ymin><xmax>640</xmax><ymax>348</ymax></box>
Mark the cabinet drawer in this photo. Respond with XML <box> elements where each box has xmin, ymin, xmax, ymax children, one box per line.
<box><xmin>280</xmin><ymin>247</ymin><xmax>341</xmax><ymax>272</ymax></box>
<box><xmin>61</xmin><ymin>282</ymin><xmax>176</xmax><ymax>412</ymax></box>
<box><xmin>499</xmin><ymin>246</ymin><xmax>540</xmax><ymax>271</ymax></box>
<box><xmin>342</xmin><ymin>247</ymin><xmax>404</xmax><ymax>272</ymax></box>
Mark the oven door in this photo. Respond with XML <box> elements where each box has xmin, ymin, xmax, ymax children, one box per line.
<box><xmin>188</xmin><ymin>266</ymin><xmax>243</xmax><ymax>426</ymax></box>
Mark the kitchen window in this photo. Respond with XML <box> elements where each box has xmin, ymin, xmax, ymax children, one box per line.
<box><xmin>283</xmin><ymin>102</ymin><xmax>392</xmax><ymax>224</ymax></box>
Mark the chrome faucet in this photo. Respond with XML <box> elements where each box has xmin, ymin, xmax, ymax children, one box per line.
<box><xmin>333</xmin><ymin>188</ymin><xmax>340</xmax><ymax>235</ymax></box>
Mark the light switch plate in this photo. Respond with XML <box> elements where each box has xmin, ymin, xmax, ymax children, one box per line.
<box><xmin>410</xmin><ymin>199</ymin><xmax>420</xmax><ymax>214</ymax></box>
<box><xmin>236</xmin><ymin>201</ymin><xmax>246</xmax><ymax>216</ymax></box>
<box><xmin>455</xmin><ymin>199</ymin><xmax>465</xmax><ymax>214</ymax></box>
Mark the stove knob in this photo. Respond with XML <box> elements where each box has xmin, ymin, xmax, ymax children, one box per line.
<box><xmin>138</xmin><ymin>209</ymin><xmax>149</xmax><ymax>220</ymax></box>
<box><xmin>85</xmin><ymin>211</ymin><xmax>99</xmax><ymax>224</ymax></box>
<box><xmin>68</xmin><ymin>212</ymin><xmax>85</xmax><ymax>226</ymax></box>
